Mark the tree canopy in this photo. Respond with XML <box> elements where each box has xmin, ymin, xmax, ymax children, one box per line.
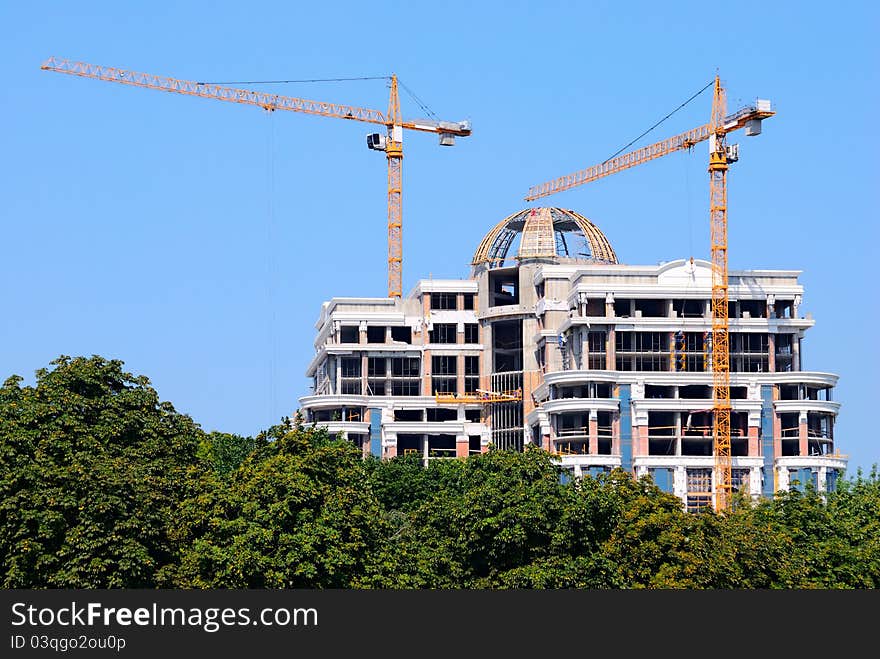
<box><xmin>1</xmin><ymin>355</ymin><xmax>878</xmax><ymax>589</ymax></box>
<box><xmin>0</xmin><ymin>356</ymin><xmax>202</xmax><ymax>587</ymax></box>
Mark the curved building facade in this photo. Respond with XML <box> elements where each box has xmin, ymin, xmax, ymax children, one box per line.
<box><xmin>299</xmin><ymin>208</ymin><xmax>845</xmax><ymax>508</ymax></box>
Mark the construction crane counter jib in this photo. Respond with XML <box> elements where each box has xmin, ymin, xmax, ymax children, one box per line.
<box><xmin>41</xmin><ymin>56</ymin><xmax>472</xmax><ymax>299</ymax></box>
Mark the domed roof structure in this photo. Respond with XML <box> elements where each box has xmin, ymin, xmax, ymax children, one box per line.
<box><xmin>471</xmin><ymin>207</ymin><xmax>617</xmax><ymax>268</ymax></box>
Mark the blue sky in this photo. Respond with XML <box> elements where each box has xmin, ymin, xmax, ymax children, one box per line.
<box><xmin>2</xmin><ymin>1</ymin><xmax>877</xmax><ymax>472</ymax></box>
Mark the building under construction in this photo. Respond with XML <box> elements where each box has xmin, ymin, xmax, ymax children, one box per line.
<box><xmin>37</xmin><ymin>59</ymin><xmax>843</xmax><ymax>509</ymax></box>
<box><xmin>299</xmin><ymin>207</ymin><xmax>845</xmax><ymax>510</ymax></box>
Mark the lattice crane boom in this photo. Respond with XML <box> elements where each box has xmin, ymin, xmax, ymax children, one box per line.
<box><xmin>525</xmin><ymin>99</ymin><xmax>773</xmax><ymax>201</ymax></box>
<box><xmin>41</xmin><ymin>56</ymin><xmax>472</xmax><ymax>299</ymax></box>
<box><xmin>524</xmin><ymin>76</ymin><xmax>774</xmax><ymax>512</ymax></box>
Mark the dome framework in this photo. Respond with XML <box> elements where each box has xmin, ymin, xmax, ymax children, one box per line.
<box><xmin>471</xmin><ymin>207</ymin><xmax>618</xmax><ymax>267</ymax></box>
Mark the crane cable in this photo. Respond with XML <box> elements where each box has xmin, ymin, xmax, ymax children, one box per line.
<box><xmin>684</xmin><ymin>150</ymin><xmax>694</xmax><ymax>260</ymax></box>
<box><xmin>199</xmin><ymin>74</ymin><xmax>442</xmax><ymax>123</ymax></box>
<box><xmin>266</xmin><ymin>110</ymin><xmax>278</xmax><ymax>427</ymax></box>
<box><xmin>601</xmin><ymin>79</ymin><xmax>714</xmax><ymax>164</ymax></box>
<box><xmin>198</xmin><ymin>75</ymin><xmax>389</xmax><ymax>85</ymax></box>
<box><xmin>398</xmin><ymin>79</ymin><xmax>439</xmax><ymax>121</ymax></box>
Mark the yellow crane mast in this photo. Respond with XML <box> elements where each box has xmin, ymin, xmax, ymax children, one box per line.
<box><xmin>525</xmin><ymin>76</ymin><xmax>774</xmax><ymax>512</ymax></box>
<box><xmin>708</xmin><ymin>77</ymin><xmax>734</xmax><ymax>512</ymax></box>
<box><xmin>41</xmin><ymin>56</ymin><xmax>472</xmax><ymax>299</ymax></box>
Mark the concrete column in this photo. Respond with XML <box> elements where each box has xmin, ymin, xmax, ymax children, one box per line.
<box><xmin>456</xmin><ymin>354</ymin><xmax>465</xmax><ymax>396</ymax></box>
<box><xmin>606</xmin><ymin>328</ymin><xmax>616</xmax><ymax>371</ymax></box>
<box><xmin>767</xmin><ymin>333</ymin><xmax>776</xmax><ymax>372</ymax></box>
<box><xmin>750</xmin><ymin>466</ymin><xmax>762</xmax><ymax>497</ymax></box>
<box><xmin>542</xmin><ymin>414</ymin><xmax>557</xmax><ymax>453</ymax></box>
<box><xmin>675</xmin><ymin>411</ymin><xmax>682</xmax><ymax>456</ymax></box>
<box><xmin>385</xmin><ymin>435</ymin><xmax>397</xmax><ymax>459</ymax></box>
<box><xmin>542</xmin><ymin>434</ymin><xmax>552</xmax><ymax>452</ymax></box>
<box><xmin>772</xmin><ymin>388</ymin><xmax>781</xmax><ymax>458</ymax></box>
<box><xmin>423</xmin><ymin>349</ymin><xmax>432</xmax><ymax>396</ymax></box>
<box><xmin>359</xmin><ymin>320</ymin><xmax>368</xmax><ymax>345</ymax></box>
<box><xmin>633</xmin><ymin>425</ymin><xmax>647</xmax><ymax>456</ymax></box>
<box><xmin>361</xmin><ymin>353</ymin><xmax>368</xmax><ymax>395</ymax></box>
<box><xmin>798</xmin><ymin>411</ymin><xmax>809</xmax><ymax>457</ymax></box>
<box><xmin>422</xmin><ymin>435</ymin><xmax>429</xmax><ymax>463</ymax></box>
<box><xmin>748</xmin><ymin>425</ymin><xmax>760</xmax><ymax>456</ymax></box>
<box><xmin>818</xmin><ymin>466</ymin><xmax>827</xmax><ymax>493</ymax></box>
<box><xmin>611</xmin><ymin>412</ymin><xmax>620</xmax><ymax>455</ymax></box>
<box><xmin>777</xmin><ymin>466</ymin><xmax>790</xmax><ymax>492</ymax></box>
<box><xmin>523</xmin><ymin>370</ymin><xmax>541</xmax><ymax>421</ymax></box>
<box><xmin>588</xmin><ymin>410</ymin><xmax>598</xmax><ymax>455</ymax></box>
<box><xmin>481</xmin><ymin>323</ymin><xmax>492</xmax><ymax>391</ymax></box>
<box><xmin>673</xmin><ymin>466</ymin><xmax>687</xmax><ymax>502</ymax></box>
<box><xmin>792</xmin><ymin>335</ymin><xmax>801</xmax><ymax>371</ymax></box>
<box><xmin>456</xmin><ymin>434</ymin><xmax>469</xmax><ymax>458</ymax></box>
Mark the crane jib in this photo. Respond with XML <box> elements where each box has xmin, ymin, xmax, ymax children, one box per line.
<box><xmin>41</xmin><ymin>55</ymin><xmax>472</xmax><ymax>300</ymax></box>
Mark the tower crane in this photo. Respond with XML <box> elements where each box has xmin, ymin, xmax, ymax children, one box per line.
<box><xmin>41</xmin><ymin>56</ymin><xmax>472</xmax><ymax>299</ymax></box>
<box><xmin>525</xmin><ymin>76</ymin><xmax>774</xmax><ymax>512</ymax></box>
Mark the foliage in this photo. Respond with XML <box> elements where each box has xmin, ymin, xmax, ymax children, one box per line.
<box><xmin>743</xmin><ymin>468</ymin><xmax>880</xmax><ymax>588</ymax></box>
<box><xmin>366</xmin><ymin>454</ymin><xmax>638</xmax><ymax>588</ymax></box>
<box><xmin>0</xmin><ymin>356</ymin><xmax>202</xmax><ymax>587</ymax></box>
<box><xmin>2</xmin><ymin>355</ymin><xmax>879</xmax><ymax>589</ymax></box>
<box><xmin>197</xmin><ymin>431</ymin><xmax>258</xmax><ymax>477</ymax></box>
<box><xmin>159</xmin><ymin>426</ymin><xmax>392</xmax><ymax>588</ymax></box>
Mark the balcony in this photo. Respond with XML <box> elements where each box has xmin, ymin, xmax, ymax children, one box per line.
<box><xmin>774</xmin><ymin>399</ymin><xmax>841</xmax><ymax>416</ymax></box>
<box><xmin>542</xmin><ymin>398</ymin><xmax>619</xmax><ymax>414</ymax></box>
<box><xmin>303</xmin><ymin>421</ymin><xmax>370</xmax><ymax>437</ymax></box>
<box><xmin>775</xmin><ymin>454</ymin><xmax>847</xmax><ymax>470</ymax></box>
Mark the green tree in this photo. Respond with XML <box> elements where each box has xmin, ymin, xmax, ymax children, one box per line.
<box><xmin>4</xmin><ymin>354</ymin><xmax>879</xmax><ymax>590</ymax></box>
<box><xmin>0</xmin><ymin>356</ymin><xmax>202</xmax><ymax>587</ymax></box>
<box><xmin>197</xmin><ymin>431</ymin><xmax>258</xmax><ymax>477</ymax></box>
<box><xmin>365</xmin><ymin>451</ymin><xmax>463</xmax><ymax>513</ymax></box>
<box><xmin>748</xmin><ymin>469</ymin><xmax>880</xmax><ymax>588</ymax></box>
<box><xmin>827</xmin><ymin>468</ymin><xmax>880</xmax><ymax>587</ymax></box>
<box><xmin>160</xmin><ymin>426</ymin><xmax>391</xmax><ymax>588</ymax></box>
<box><xmin>365</xmin><ymin>447</ymin><xmax>623</xmax><ymax>588</ymax></box>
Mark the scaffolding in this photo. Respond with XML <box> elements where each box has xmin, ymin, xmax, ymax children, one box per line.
<box><xmin>434</xmin><ymin>388</ymin><xmax>522</xmax><ymax>404</ymax></box>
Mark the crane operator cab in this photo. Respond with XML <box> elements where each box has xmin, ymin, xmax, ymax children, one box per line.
<box><xmin>366</xmin><ymin>133</ymin><xmax>387</xmax><ymax>151</ymax></box>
